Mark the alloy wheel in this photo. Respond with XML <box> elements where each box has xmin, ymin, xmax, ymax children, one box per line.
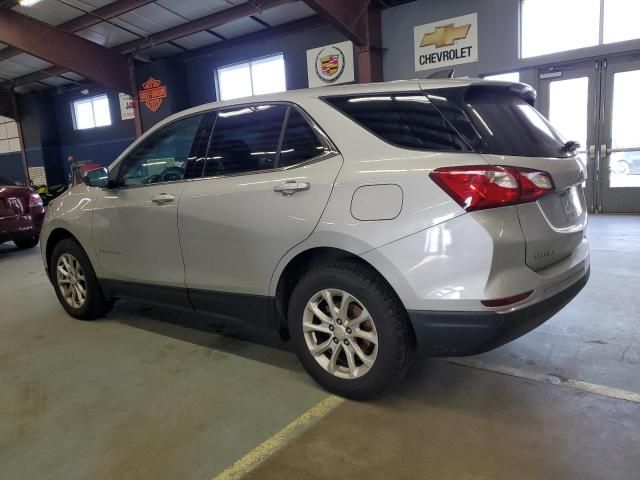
<box><xmin>56</xmin><ymin>253</ymin><xmax>87</xmax><ymax>309</ymax></box>
<box><xmin>303</xmin><ymin>289</ymin><xmax>379</xmax><ymax>379</ymax></box>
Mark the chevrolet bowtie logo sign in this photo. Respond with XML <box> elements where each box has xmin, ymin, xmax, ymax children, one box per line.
<box><xmin>420</xmin><ymin>23</ymin><xmax>471</xmax><ymax>48</ymax></box>
<box><xmin>414</xmin><ymin>13</ymin><xmax>478</xmax><ymax>72</ymax></box>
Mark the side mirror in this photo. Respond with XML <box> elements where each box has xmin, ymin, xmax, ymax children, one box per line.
<box><xmin>83</xmin><ymin>167</ymin><xmax>109</xmax><ymax>188</ymax></box>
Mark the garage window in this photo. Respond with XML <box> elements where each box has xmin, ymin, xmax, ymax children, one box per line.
<box><xmin>216</xmin><ymin>54</ymin><xmax>286</xmax><ymax>101</ymax></box>
<box><xmin>72</xmin><ymin>94</ymin><xmax>111</xmax><ymax>130</ymax></box>
<box><xmin>521</xmin><ymin>0</ymin><xmax>640</xmax><ymax>58</ymax></box>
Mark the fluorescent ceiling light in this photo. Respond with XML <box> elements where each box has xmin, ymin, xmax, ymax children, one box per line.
<box><xmin>19</xmin><ymin>0</ymin><xmax>43</xmax><ymax>6</ymax></box>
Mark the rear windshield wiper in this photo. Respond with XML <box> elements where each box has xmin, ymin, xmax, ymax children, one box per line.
<box><xmin>562</xmin><ymin>140</ymin><xmax>580</xmax><ymax>153</ymax></box>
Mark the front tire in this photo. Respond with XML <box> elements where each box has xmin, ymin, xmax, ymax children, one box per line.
<box><xmin>50</xmin><ymin>238</ymin><xmax>113</xmax><ymax>320</ymax></box>
<box><xmin>14</xmin><ymin>235</ymin><xmax>39</xmax><ymax>249</ymax></box>
<box><xmin>288</xmin><ymin>261</ymin><xmax>416</xmax><ymax>400</ymax></box>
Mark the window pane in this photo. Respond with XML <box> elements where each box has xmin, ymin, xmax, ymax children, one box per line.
<box><xmin>325</xmin><ymin>93</ymin><xmax>470</xmax><ymax>152</ymax></box>
<box><xmin>521</xmin><ymin>0</ymin><xmax>600</xmax><ymax>58</ymax></box>
<box><xmin>609</xmin><ymin>69</ymin><xmax>640</xmax><ymax>188</ymax></box>
<box><xmin>92</xmin><ymin>95</ymin><xmax>111</xmax><ymax>127</ymax></box>
<box><xmin>119</xmin><ymin>114</ymin><xmax>204</xmax><ymax>186</ymax></box>
<box><xmin>430</xmin><ymin>86</ymin><xmax>568</xmax><ymax>158</ymax></box>
<box><xmin>549</xmin><ymin>77</ymin><xmax>589</xmax><ymax>150</ymax></box>
<box><xmin>279</xmin><ymin>109</ymin><xmax>324</xmax><ymax>167</ymax></box>
<box><xmin>251</xmin><ymin>55</ymin><xmax>286</xmax><ymax>96</ymax></box>
<box><xmin>604</xmin><ymin>0</ymin><xmax>640</xmax><ymax>44</ymax></box>
<box><xmin>218</xmin><ymin>63</ymin><xmax>252</xmax><ymax>100</ymax></box>
<box><xmin>205</xmin><ymin>105</ymin><xmax>287</xmax><ymax>177</ymax></box>
<box><xmin>74</xmin><ymin>99</ymin><xmax>95</xmax><ymax>129</ymax></box>
<box><xmin>484</xmin><ymin>72</ymin><xmax>520</xmax><ymax>82</ymax></box>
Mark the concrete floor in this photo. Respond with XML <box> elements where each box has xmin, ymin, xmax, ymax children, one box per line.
<box><xmin>0</xmin><ymin>214</ymin><xmax>638</xmax><ymax>480</ymax></box>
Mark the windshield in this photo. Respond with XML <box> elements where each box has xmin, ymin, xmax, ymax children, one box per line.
<box><xmin>427</xmin><ymin>86</ymin><xmax>571</xmax><ymax>158</ymax></box>
<box><xmin>0</xmin><ymin>175</ymin><xmax>16</xmax><ymax>186</ymax></box>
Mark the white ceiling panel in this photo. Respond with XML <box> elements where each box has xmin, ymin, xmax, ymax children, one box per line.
<box><xmin>173</xmin><ymin>31</ymin><xmax>222</xmax><ymax>50</ymax></box>
<box><xmin>256</xmin><ymin>2</ymin><xmax>316</xmax><ymax>26</ymax></box>
<box><xmin>0</xmin><ymin>54</ymin><xmax>52</xmax><ymax>79</ymax></box>
<box><xmin>12</xmin><ymin>2</ymin><xmax>82</xmax><ymax>26</ymax></box>
<box><xmin>117</xmin><ymin>3</ymin><xmax>187</xmax><ymax>35</ymax></box>
<box><xmin>212</xmin><ymin>16</ymin><xmax>266</xmax><ymax>39</ymax></box>
<box><xmin>77</xmin><ymin>21</ymin><xmax>140</xmax><ymax>47</ymax></box>
<box><xmin>155</xmin><ymin>0</ymin><xmax>232</xmax><ymax>21</ymax></box>
<box><xmin>39</xmin><ymin>76</ymin><xmax>75</xmax><ymax>87</ymax></box>
<box><xmin>142</xmin><ymin>43</ymin><xmax>185</xmax><ymax>60</ymax></box>
<box><xmin>11</xmin><ymin>53</ymin><xmax>52</xmax><ymax>70</ymax></box>
<box><xmin>61</xmin><ymin>72</ymin><xmax>86</xmax><ymax>81</ymax></box>
<box><xmin>63</xmin><ymin>0</ymin><xmax>121</xmax><ymax>10</ymax></box>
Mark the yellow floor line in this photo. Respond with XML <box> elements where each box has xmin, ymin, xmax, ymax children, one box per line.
<box><xmin>446</xmin><ymin>358</ymin><xmax>640</xmax><ymax>403</ymax></box>
<box><xmin>213</xmin><ymin>395</ymin><xmax>344</xmax><ymax>480</ymax></box>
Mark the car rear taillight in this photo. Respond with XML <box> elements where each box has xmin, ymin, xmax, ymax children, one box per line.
<box><xmin>429</xmin><ymin>165</ymin><xmax>554</xmax><ymax>212</ymax></box>
<box><xmin>29</xmin><ymin>192</ymin><xmax>43</xmax><ymax>208</ymax></box>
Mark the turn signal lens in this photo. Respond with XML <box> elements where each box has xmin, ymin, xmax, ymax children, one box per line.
<box><xmin>429</xmin><ymin>165</ymin><xmax>554</xmax><ymax>212</ymax></box>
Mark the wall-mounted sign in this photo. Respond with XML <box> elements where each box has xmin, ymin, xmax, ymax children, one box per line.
<box><xmin>118</xmin><ymin>93</ymin><xmax>135</xmax><ymax>120</ymax></box>
<box><xmin>306</xmin><ymin>40</ymin><xmax>355</xmax><ymax>88</ymax></box>
<box><xmin>414</xmin><ymin>13</ymin><xmax>478</xmax><ymax>72</ymax></box>
<box><xmin>139</xmin><ymin>77</ymin><xmax>167</xmax><ymax>112</ymax></box>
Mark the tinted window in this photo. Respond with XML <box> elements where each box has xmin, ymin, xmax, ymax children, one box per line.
<box><xmin>324</xmin><ymin>93</ymin><xmax>470</xmax><ymax>152</ymax></box>
<box><xmin>278</xmin><ymin>109</ymin><xmax>325</xmax><ymax>167</ymax></box>
<box><xmin>204</xmin><ymin>104</ymin><xmax>287</xmax><ymax>177</ymax></box>
<box><xmin>428</xmin><ymin>86</ymin><xmax>569</xmax><ymax>158</ymax></box>
<box><xmin>0</xmin><ymin>175</ymin><xmax>15</xmax><ymax>186</ymax></box>
<box><xmin>118</xmin><ymin>114</ymin><xmax>204</xmax><ymax>186</ymax></box>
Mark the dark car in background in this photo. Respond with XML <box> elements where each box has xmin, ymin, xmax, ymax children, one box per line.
<box><xmin>0</xmin><ymin>175</ymin><xmax>45</xmax><ymax>249</ymax></box>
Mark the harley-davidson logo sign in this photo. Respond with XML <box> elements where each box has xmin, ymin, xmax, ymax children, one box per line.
<box><xmin>139</xmin><ymin>77</ymin><xmax>167</xmax><ymax>112</ymax></box>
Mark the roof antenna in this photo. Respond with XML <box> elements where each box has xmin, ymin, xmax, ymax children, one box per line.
<box><xmin>427</xmin><ymin>69</ymin><xmax>455</xmax><ymax>79</ymax></box>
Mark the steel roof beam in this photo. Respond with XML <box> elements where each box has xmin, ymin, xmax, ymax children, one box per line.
<box><xmin>301</xmin><ymin>0</ymin><xmax>370</xmax><ymax>46</ymax></box>
<box><xmin>0</xmin><ymin>0</ymin><xmax>155</xmax><ymax>62</ymax></box>
<box><xmin>0</xmin><ymin>8</ymin><xmax>131</xmax><ymax>93</ymax></box>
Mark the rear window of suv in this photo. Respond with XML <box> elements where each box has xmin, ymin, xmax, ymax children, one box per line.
<box><xmin>323</xmin><ymin>93</ymin><xmax>471</xmax><ymax>152</ymax></box>
<box><xmin>427</xmin><ymin>86</ymin><xmax>570</xmax><ymax>158</ymax></box>
<box><xmin>325</xmin><ymin>86</ymin><xmax>570</xmax><ymax>158</ymax></box>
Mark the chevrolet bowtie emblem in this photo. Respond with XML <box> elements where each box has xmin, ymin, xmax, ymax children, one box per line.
<box><xmin>420</xmin><ymin>23</ymin><xmax>471</xmax><ymax>48</ymax></box>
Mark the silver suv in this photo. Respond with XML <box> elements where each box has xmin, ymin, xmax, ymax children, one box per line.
<box><xmin>41</xmin><ymin>79</ymin><xmax>590</xmax><ymax>399</ymax></box>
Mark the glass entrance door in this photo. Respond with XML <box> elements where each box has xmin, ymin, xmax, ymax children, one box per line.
<box><xmin>537</xmin><ymin>62</ymin><xmax>599</xmax><ymax>211</ymax></box>
<box><xmin>600</xmin><ymin>57</ymin><xmax>640</xmax><ymax>213</ymax></box>
<box><xmin>538</xmin><ymin>57</ymin><xmax>640</xmax><ymax>213</ymax></box>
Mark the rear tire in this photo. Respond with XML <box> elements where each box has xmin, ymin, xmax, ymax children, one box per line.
<box><xmin>288</xmin><ymin>260</ymin><xmax>416</xmax><ymax>400</ymax></box>
<box><xmin>14</xmin><ymin>235</ymin><xmax>39</xmax><ymax>249</ymax></box>
<box><xmin>50</xmin><ymin>238</ymin><xmax>113</xmax><ymax>320</ymax></box>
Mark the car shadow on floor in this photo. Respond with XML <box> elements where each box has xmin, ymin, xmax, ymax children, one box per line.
<box><xmin>111</xmin><ymin>300</ymin><xmax>300</xmax><ymax>372</ymax></box>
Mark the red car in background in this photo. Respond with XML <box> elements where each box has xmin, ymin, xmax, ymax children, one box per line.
<box><xmin>0</xmin><ymin>175</ymin><xmax>45</xmax><ymax>249</ymax></box>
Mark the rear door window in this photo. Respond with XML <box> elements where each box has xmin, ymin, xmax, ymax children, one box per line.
<box><xmin>323</xmin><ymin>93</ymin><xmax>471</xmax><ymax>152</ymax></box>
<box><xmin>278</xmin><ymin>109</ymin><xmax>325</xmax><ymax>167</ymax></box>
<box><xmin>427</xmin><ymin>86</ymin><xmax>570</xmax><ymax>158</ymax></box>
<box><xmin>204</xmin><ymin>104</ymin><xmax>288</xmax><ymax>177</ymax></box>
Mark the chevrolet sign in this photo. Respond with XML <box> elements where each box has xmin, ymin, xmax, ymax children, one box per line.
<box><xmin>414</xmin><ymin>13</ymin><xmax>478</xmax><ymax>72</ymax></box>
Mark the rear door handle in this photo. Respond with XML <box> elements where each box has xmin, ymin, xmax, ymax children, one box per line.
<box><xmin>151</xmin><ymin>193</ymin><xmax>175</xmax><ymax>204</ymax></box>
<box><xmin>273</xmin><ymin>181</ymin><xmax>311</xmax><ymax>196</ymax></box>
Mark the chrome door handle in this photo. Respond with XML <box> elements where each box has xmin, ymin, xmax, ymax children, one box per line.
<box><xmin>273</xmin><ymin>181</ymin><xmax>310</xmax><ymax>196</ymax></box>
<box><xmin>151</xmin><ymin>193</ymin><xmax>175</xmax><ymax>204</ymax></box>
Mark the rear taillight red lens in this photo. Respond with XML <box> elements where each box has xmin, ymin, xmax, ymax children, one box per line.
<box><xmin>29</xmin><ymin>192</ymin><xmax>43</xmax><ymax>208</ymax></box>
<box><xmin>429</xmin><ymin>165</ymin><xmax>554</xmax><ymax>212</ymax></box>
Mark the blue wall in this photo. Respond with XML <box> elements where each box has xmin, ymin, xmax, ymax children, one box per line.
<box><xmin>54</xmin><ymin>87</ymin><xmax>136</xmax><ymax>176</ymax></box>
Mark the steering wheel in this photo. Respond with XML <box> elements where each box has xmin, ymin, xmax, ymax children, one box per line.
<box><xmin>160</xmin><ymin>166</ymin><xmax>184</xmax><ymax>183</ymax></box>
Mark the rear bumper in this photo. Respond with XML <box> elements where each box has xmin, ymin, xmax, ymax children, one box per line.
<box><xmin>0</xmin><ymin>213</ymin><xmax>44</xmax><ymax>243</ymax></box>
<box><xmin>408</xmin><ymin>267</ymin><xmax>589</xmax><ymax>356</ymax></box>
